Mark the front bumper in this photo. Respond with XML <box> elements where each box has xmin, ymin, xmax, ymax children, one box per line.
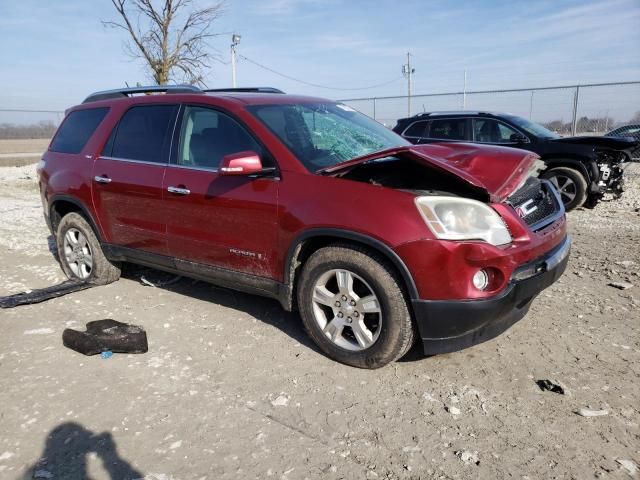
<box><xmin>412</xmin><ymin>235</ymin><xmax>571</xmax><ymax>355</ymax></box>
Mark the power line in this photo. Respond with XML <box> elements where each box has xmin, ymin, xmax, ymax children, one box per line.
<box><xmin>238</xmin><ymin>54</ymin><xmax>403</xmax><ymax>91</ymax></box>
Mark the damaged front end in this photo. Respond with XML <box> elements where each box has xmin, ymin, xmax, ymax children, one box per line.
<box><xmin>594</xmin><ymin>148</ymin><xmax>628</xmax><ymax>201</ymax></box>
<box><xmin>550</xmin><ymin>135</ymin><xmax>638</xmax><ymax>206</ymax></box>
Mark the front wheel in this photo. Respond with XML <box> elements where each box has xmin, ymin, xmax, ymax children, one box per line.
<box><xmin>297</xmin><ymin>244</ymin><xmax>414</xmax><ymax>369</ymax></box>
<box><xmin>56</xmin><ymin>212</ymin><xmax>121</xmax><ymax>285</ymax></box>
<box><xmin>541</xmin><ymin>167</ymin><xmax>587</xmax><ymax>211</ymax></box>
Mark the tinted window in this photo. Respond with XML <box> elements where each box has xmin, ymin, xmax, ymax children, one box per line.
<box><xmin>474</xmin><ymin>119</ymin><xmax>519</xmax><ymax>143</ymax></box>
<box><xmin>429</xmin><ymin>118</ymin><xmax>467</xmax><ymax>140</ymax></box>
<box><xmin>50</xmin><ymin>108</ymin><xmax>109</xmax><ymax>154</ymax></box>
<box><xmin>111</xmin><ymin>105</ymin><xmax>178</xmax><ymax>163</ymax></box>
<box><xmin>177</xmin><ymin>106</ymin><xmax>265</xmax><ymax>169</ymax></box>
<box><xmin>403</xmin><ymin>121</ymin><xmax>427</xmax><ymax>138</ymax></box>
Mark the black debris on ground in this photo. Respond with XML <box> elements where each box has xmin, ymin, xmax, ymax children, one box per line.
<box><xmin>62</xmin><ymin>319</ymin><xmax>148</xmax><ymax>356</ymax></box>
<box><xmin>0</xmin><ymin>280</ymin><xmax>93</xmax><ymax>309</ymax></box>
<box><xmin>536</xmin><ymin>379</ymin><xmax>565</xmax><ymax>395</ymax></box>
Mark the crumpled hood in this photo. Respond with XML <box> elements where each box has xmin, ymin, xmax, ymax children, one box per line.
<box><xmin>322</xmin><ymin>143</ymin><xmax>538</xmax><ymax>202</ymax></box>
<box><xmin>550</xmin><ymin>135</ymin><xmax>638</xmax><ymax>150</ymax></box>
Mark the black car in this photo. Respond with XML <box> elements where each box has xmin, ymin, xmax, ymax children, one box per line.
<box><xmin>606</xmin><ymin>124</ymin><xmax>640</xmax><ymax>161</ymax></box>
<box><xmin>393</xmin><ymin>112</ymin><xmax>638</xmax><ymax>211</ymax></box>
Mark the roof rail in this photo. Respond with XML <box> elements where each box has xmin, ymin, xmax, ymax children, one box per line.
<box><xmin>82</xmin><ymin>85</ymin><xmax>202</xmax><ymax>104</ymax></box>
<box><xmin>204</xmin><ymin>87</ymin><xmax>285</xmax><ymax>94</ymax></box>
<box><xmin>414</xmin><ymin>110</ymin><xmax>495</xmax><ymax>117</ymax></box>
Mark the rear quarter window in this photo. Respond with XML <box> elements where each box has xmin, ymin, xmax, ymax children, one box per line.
<box><xmin>107</xmin><ymin>105</ymin><xmax>178</xmax><ymax>163</ymax></box>
<box><xmin>50</xmin><ymin>107</ymin><xmax>109</xmax><ymax>154</ymax></box>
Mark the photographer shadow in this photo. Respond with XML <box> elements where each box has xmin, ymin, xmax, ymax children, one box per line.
<box><xmin>22</xmin><ymin>422</ymin><xmax>143</xmax><ymax>480</ymax></box>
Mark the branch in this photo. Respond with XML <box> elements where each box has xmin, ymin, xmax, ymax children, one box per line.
<box><xmin>105</xmin><ymin>0</ymin><xmax>156</xmax><ymax>69</ymax></box>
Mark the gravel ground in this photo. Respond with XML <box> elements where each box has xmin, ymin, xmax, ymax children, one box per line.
<box><xmin>0</xmin><ymin>164</ymin><xmax>638</xmax><ymax>480</ymax></box>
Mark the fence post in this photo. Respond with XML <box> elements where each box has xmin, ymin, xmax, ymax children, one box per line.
<box><xmin>373</xmin><ymin>97</ymin><xmax>377</xmax><ymax>120</ymax></box>
<box><xmin>571</xmin><ymin>85</ymin><xmax>580</xmax><ymax>136</ymax></box>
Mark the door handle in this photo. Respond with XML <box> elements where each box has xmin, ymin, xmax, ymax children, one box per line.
<box><xmin>94</xmin><ymin>175</ymin><xmax>112</xmax><ymax>184</ymax></box>
<box><xmin>167</xmin><ymin>186</ymin><xmax>191</xmax><ymax>195</ymax></box>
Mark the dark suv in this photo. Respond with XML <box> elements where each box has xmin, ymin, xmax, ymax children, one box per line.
<box><xmin>394</xmin><ymin>111</ymin><xmax>638</xmax><ymax>211</ymax></box>
<box><xmin>38</xmin><ymin>86</ymin><xmax>570</xmax><ymax>368</ymax></box>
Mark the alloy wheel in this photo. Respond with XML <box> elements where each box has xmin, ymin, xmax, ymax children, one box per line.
<box><xmin>63</xmin><ymin>228</ymin><xmax>93</xmax><ymax>280</ymax></box>
<box><xmin>549</xmin><ymin>174</ymin><xmax>577</xmax><ymax>204</ymax></box>
<box><xmin>311</xmin><ymin>269</ymin><xmax>382</xmax><ymax>351</ymax></box>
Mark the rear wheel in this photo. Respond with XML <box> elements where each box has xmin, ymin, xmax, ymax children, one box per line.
<box><xmin>297</xmin><ymin>244</ymin><xmax>414</xmax><ymax>369</ymax></box>
<box><xmin>541</xmin><ymin>167</ymin><xmax>587</xmax><ymax>211</ymax></box>
<box><xmin>56</xmin><ymin>212</ymin><xmax>121</xmax><ymax>285</ymax></box>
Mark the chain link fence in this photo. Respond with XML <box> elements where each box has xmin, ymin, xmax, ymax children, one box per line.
<box><xmin>340</xmin><ymin>81</ymin><xmax>640</xmax><ymax>136</ymax></box>
<box><xmin>1</xmin><ymin>81</ymin><xmax>638</xmax><ymax>139</ymax></box>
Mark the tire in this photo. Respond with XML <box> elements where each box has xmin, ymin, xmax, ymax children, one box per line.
<box><xmin>56</xmin><ymin>212</ymin><xmax>121</xmax><ymax>285</ymax></box>
<box><xmin>541</xmin><ymin>167</ymin><xmax>587</xmax><ymax>211</ymax></box>
<box><xmin>297</xmin><ymin>244</ymin><xmax>414</xmax><ymax>369</ymax></box>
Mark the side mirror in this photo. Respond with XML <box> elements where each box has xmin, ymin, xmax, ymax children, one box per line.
<box><xmin>219</xmin><ymin>151</ymin><xmax>263</xmax><ymax>176</ymax></box>
<box><xmin>510</xmin><ymin>133</ymin><xmax>528</xmax><ymax>143</ymax></box>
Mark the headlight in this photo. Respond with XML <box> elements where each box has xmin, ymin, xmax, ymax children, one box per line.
<box><xmin>415</xmin><ymin>196</ymin><xmax>512</xmax><ymax>246</ymax></box>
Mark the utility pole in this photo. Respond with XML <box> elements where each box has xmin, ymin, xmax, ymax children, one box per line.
<box><xmin>402</xmin><ymin>52</ymin><xmax>415</xmax><ymax>117</ymax></box>
<box><xmin>462</xmin><ymin>69</ymin><xmax>467</xmax><ymax>109</ymax></box>
<box><xmin>231</xmin><ymin>34</ymin><xmax>241</xmax><ymax>88</ymax></box>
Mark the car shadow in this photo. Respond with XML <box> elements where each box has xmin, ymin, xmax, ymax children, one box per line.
<box><xmin>121</xmin><ymin>265</ymin><xmax>323</xmax><ymax>355</ymax></box>
<box><xmin>47</xmin><ymin>234</ymin><xmax>58</xmax><ymax>260</ymax></box>
<box><xmin>122</xmin><ymin>266</ymin><xmax>430</xmax><ymax>363</ymax></box>
<box><xmin>20</xmin><ymin>422</ymin><xmax>143</xmax><ymax>480</ymax></box>
<box><xmin>398</xmin><ymin>341</ymin><xmax>431</xmax><ymax>363</ymax></box>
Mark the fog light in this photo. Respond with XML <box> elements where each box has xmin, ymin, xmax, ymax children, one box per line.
<box><xmin>472</xmin><ymin>269</ymin><xmax>489</xmax><ymax>290</ymax></box>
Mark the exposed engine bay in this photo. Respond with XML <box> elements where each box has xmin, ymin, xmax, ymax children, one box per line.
<box><xmin>336</xmin><ymin>156</ymin><xmax>488</xmax><ymax>201</ymax></box>
<box><xmin>595</xmin><ymin>149</ymin><xmax>628</xmax><ymax>200</ymax></box>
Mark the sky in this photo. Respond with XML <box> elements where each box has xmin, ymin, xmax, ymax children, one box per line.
<box><xmin>0</xmin><ymin>0</ymin><xmax>639</xmax><ymax>124</ymax></box>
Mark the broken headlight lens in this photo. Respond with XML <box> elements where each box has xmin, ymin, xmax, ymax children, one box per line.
<box><xmin>415</xmin><ymin>196</ymin><xmax>512</xmax><ymax>246</ymax></box>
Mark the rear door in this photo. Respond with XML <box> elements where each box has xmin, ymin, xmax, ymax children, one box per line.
<box><xmin>163</xmin><ymin>105</ymin><xmax>279</xmax><ymax>278</ymax></box>
<box><xmin>92</xmin><ymin>104</ymin><xmax>178</xmax><ymax>255</ymax></box>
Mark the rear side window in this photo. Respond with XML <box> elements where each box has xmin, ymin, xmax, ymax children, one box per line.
<box><xmin>429</xmin><ymin>118</ymin><xmax>468</xmax><ymax>140</ymax></box>
<box><xmin>109</xmin><ymin>105</ymin><xmax>178</xmax><ymax>163</ymax></box>
<box><xmin>50</xmin><ymin>108</ymin><xmax>109</xmax><ymax>154</ymax></box>
<box><xmin>403</xmin><ymin>121</ymin><xmax>428</xmax><ymax>138</ymax></box>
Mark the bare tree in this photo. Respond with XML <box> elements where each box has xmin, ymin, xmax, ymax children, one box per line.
<box><xmin>103</xmin><ymin>0</ymin><xmax>225</xmax><ymax>85</ymax></box>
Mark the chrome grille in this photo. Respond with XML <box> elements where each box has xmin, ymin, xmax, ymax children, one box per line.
<box><xmin>508</xmin><ymin>178</ymin><xmax>563</xmax><ymax>231</ymax></box>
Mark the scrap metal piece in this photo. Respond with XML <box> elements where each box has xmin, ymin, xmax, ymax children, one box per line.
<box><xmin>535</xmin><ymin>379</ymin><xmax>565</xmax><ymax>395</ymax></box>
<box><xmin>0</xmin><ymin>280</ymin><xmax>93</xmax><ymax>309</ymax></box>
<box><xmin>62</xmin><ymin>319</ymin><xmax>148</xmax><ymax>356</ymax></box>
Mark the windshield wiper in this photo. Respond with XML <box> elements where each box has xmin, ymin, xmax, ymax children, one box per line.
<box><xmin>315</xmin><ymin>146</ymin><xmax>408</xmax><ymax>175</ymax></box>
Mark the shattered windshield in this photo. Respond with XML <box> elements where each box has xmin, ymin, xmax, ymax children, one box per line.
<box><xmin>247</xmin><ymin>102</ymin><xmax>409</xmax><ymax>171</ymax></box>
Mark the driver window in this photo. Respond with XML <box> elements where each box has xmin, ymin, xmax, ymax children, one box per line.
<box><xmin>177</xmin><ymin>106</ymin><xmax>264</xmax><ymax>169</ymax></box>
<box><xmin>474</xmin><ymin>119</ymin><xmax>519</xmax><ymax>144</ymax></box>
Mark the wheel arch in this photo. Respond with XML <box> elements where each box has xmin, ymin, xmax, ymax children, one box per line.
<box><xmin>281</xmin><ymin>228</ymin><xmax>419</xmax><ymax>311</ymax></box>
<box><xmin>49</xmin><ymin>195</ymin><xmax>103</xmax><ymax>241</ymax></box>
<box><xmin>541</xmin><ymin>157</ymin><xmax>596</xmax><ymax>183</ymax></box>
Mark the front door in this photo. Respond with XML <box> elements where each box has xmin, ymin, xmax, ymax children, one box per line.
<box><xmin>164</xmin><ymin>105</ymin><xmax>279</xmax><ymax>278</ymax></box>
<box><xmin>92</xmin><ymin>104</ymin><xmax>178</xmax><ymax>255</ymax></box>
<box><xmin>472</xmin><ymin>118</ymin><xmax>524</xmax><ymax>147</ymax></box>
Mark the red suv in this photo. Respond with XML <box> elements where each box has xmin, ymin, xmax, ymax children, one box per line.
<box><xmin>38</xmin><ymin>85</ymin><xmax>570</xmax><ymax>368</ymax></box>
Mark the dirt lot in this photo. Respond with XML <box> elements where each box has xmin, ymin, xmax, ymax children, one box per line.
<box><xmin>0</xmin><ymin>139</ymin><xmax>49</xmax><ymax>167</ymax></box>
<box><xmin>0</xmin><ymin>139</ymin><xmax>49</xmax><ymax>155</ymax></box>
<box><xmin>0</xmin><ymin>164</ymin><xmax>638</xmax><ymax>480</ymax></box>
